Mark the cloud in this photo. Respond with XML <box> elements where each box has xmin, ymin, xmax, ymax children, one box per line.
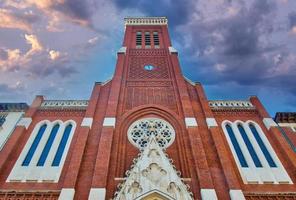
<box><xmin>3</xmin><ymin>0</ymin><xmax>94</xmax><ymax>31</ymax></box>
<box><xmin>0</xmin><ymin>8</ymin><xmax>37</xmax><ymax>32</ymax></box>
<box><xmin>49</xmin><ymin>50</ymin><xmax>60</xmax><ymax>60</ymax></box>
<box><xmin>113</xmin><ymin>0</ymin><xmax>193</xmax><ymax>27</ymax></box>
<box><xmin>27</xmin><ymin>0</ymin><xmax>93</xmax><ymax>30</ymax></box>
<box><xmin>24</xmin><ymin>34</ymin><xmax>43</xmax><ymax>54</ymax></box>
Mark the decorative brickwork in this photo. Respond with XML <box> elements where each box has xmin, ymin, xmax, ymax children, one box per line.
<box><xmin>0</xmin><ymin>191</ymin><xmax>59</xmax><ymax>200</ymax></box>
<box><xmin>128</xmin><ymin>56</ymin><xmax>169</xmax><ymax>79</ymax></box>
<box><xmin>245</xmin><ymin>193</ymin><xmax>296</xmax><ymax>199</ymax></box>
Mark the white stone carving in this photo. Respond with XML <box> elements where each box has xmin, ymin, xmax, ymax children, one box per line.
<box><xmin>200</xmin><ymin>189</ymin><xmax>218</xmax><ymax>200</ymax></box>
<box><xmin>58</xmin><ymin>188</ymin><xmax>75</xmax><ymax>200</ymax></box>
<box><xmin>127</xmin><ymin>118</ymin><xmax>175</xmax><ymax>150</ymax></box>
<box><xmin>40</xmin><ymin>100</ymin><xmax>88</xmax><ymax>110</ymax></box>
<box><xmin>81</xmin><ymin>117</ymin><xmax>93</xmax><ymax>128</ymax></box>
<box><xmin>103</xmin><ymin>117</ymin><xmax>116</xmax><ymax>127</ymax></box>
<box><xmin>125</xmin><ymin>17</ymin><xmax>168</xmax><ymax>26</ymax></box>
<box><xmin>209</xmin><ymin>100</ymin><xmax>254</xmax><ymax>109</ymax></box>
<box><xmin>206</xmin><ymin>118</ymin><xmax>218</xmax><ymax>128</ymax></box>
<box><xmin>114</xmin><ymin>136</ymin><xmax>193</xmax><ymax>200</ymax></box>
<box><xmin>117</xmin><ymin>47</ymin><xmax>127</xmax><ymax>54</ymax></box>
<box><xmin>229</xmin><ymin>189</ymin><xmax>246</xmax><ymax>200</ymax></box>
<box><xmin>88</xmin><ymin>188</ymin><xmax>106</xmax><ymax>200</ymax></box>
<box><xmin>263</xmin><ymin>118</ymin><xmax>277</xmax><ymax>130</ymax></box>
<box><xmin>168</xmin><ymin>46</ymin><xmax>178</xmax><ymax>54</ymax></box>
<box><xmin>185</xmin><ymin>118</ymin><xmax>198</xmax><ymax>127</ymax></box>
<box><xmin>17</xmin><ymin>117</ymin><xmax>32</xmax><ymax>129</ymax></box>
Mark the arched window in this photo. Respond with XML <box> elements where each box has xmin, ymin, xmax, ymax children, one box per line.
<box><xmin>237</xmin><ymin>124</ymin><xmax>262</xmax><ymax>168</ymax></box>
<box><xmin>22</xmin><ymin>124</ymin><xmax>47</xmax><ymax>166</ymax></box>
<box><xmin>225</xmin><ymin>124</ymin><xmax>248</xmax><ymax>167</ymax></box>
<box><xmin>52</xmin><ymin>124</ymin><xmax>73</xmax><ymax>166</ymax></box>
<box><xmin>37</xmin><ymin>124</ymin><xmax>60</xmax><ymax>166</ymax></box>
<box><xmin>249</xmin><ymin>124</ymin><xmax>276</xmax><ymax>167</ymax></box>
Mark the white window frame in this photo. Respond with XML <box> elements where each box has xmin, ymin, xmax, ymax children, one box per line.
<box><xmin>222</xmin><ymin>120</ymin><xmax>292</xmax><ymax>184</ymax></box>
<box><xmin>7</xmin><ymin>119</ymin><xmax>76</xmax><ymax>183</ymax></box>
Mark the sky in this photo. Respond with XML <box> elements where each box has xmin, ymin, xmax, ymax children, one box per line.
<box><xmin>0</xmin><ymin>0</ymin><xmax>296</xmax><ymax>117</ymax></box>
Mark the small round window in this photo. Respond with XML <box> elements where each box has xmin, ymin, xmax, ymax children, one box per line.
<box><xmin>127</xmin><ymin>118</ymin><xmax>175</xmax><ymax>150</ymax></box>
<box><xmin>144</xmin><ymin>65</ymin><xmax>155</xmax><ymax>71</ymax></box>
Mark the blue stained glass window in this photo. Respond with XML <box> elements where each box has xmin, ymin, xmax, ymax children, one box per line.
<box><xmin>226</xmin><ymin>124</ymin><xmax>248</xmax><ymax>167</ymax></box>
<box><xmin>238</xmin><ymin>125</ymin><xmax>263</xmax><ymax>168</ymax></box>
<box><xmin>52</xmin><ymin>124</ymin><xmax>72</xmax><ymax>166</ymax></box>
<box><xmin>22</xmin><ymin>124</ymin><xmax>47</xmax><ymax>166</ymax></box>
<box><xmin>37</xmin><ymin>124</ymin><xmax>60</xmax><ymax>166</ymax></box>
<box><xmin>249</xmin><ymin>124</ymin><xmax>277</xmax><ymax>167</ymax></box>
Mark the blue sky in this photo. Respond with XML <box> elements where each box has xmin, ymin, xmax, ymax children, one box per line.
<box><xmin>0</xmin><ymin>0</ymin><xmax>296</xmax><ymax>117</ymax></box>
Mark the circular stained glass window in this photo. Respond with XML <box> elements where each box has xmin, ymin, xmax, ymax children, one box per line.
<box><xmin>127</xmin><ymin>118</ymin><xmax>175</xmax><ymax>150</ymax></box>
<box><xmin>144</xmin><ymin>65</ymin><xmax>155</xmax><ymax>71</ymax></box>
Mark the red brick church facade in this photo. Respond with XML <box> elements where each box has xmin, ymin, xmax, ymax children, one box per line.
<box><xmin>0</xmin><ymin>17</ymin><xmax>296</xmax><ymax>200</ymax></box>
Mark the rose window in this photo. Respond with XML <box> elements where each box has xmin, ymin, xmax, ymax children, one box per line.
<box><xmin>127</xmin><ymin>118</ymin><xmax>175</xmax><ymax>150</ymax></box>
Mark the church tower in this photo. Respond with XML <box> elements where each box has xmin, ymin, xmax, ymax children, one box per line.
<box><xmin>1</xmin><ymin>17</ymin><xmax>296</xmax><ymax>200</ymax></box>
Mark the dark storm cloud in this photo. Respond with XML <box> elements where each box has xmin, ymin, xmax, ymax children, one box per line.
<box><xmin>113</xmin><ymin>0</ymin><xmax>193</xmax><ymax>27</ymax></box>
<box><xmin>0</xmin><ymin>48</ymin><xmax>8</xmax><ymax>60</ymax></box>
<box><xmin>52</xmin><ymin>0</ymin><xmax>93</xmax><ymax>22</ymax></box>
<box><xmin>288</xmin><ymin>12</ymin><xmax>296</xmax><ymax>28</ymax></box>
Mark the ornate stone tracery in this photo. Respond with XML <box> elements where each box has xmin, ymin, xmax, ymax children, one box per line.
<box><xmin>114</xmin><ymin>135</ymin><xmax>193</xmax><ymax>200</ymax></box>
<box><xmin>127</xmin><ymin>118</ymin><xmax>175</xmax><ymax>150</ymax></box>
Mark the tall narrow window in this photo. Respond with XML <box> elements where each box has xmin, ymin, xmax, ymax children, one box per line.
<box><xmin>226</xmin><ymin>124</ymin><xmax>248</xmax><ymax>167</ymax></box>
<box><xmin>145</xmin><ymin>31</ymin><xmax>151</xmax><ymax>48</ymax></box>
<box><xmin>153</xmin><ymin>31</ymin><xmax>160</xmax><ymax>47</ymax></box>
<box><xmin>22</xmin><ymin>124</ymin><xmax>47</xmax><ymax>166</ymax></box>
<box><xmin>0</xmin><ymin>114</ymin><xmax>6</xmax><ymax>127</ymax></box>
<box><xmin>249</xmin><ymin>124</ymin><xmax>277</xmax><ymax>167</ymax></box>
<box><xmin>136</xmin><ymin>31</ymin><xmax>142</xmax><ymax>48</ymax></box>
<box><xmin>238</xmin><ymin>124</ymin><xmax>262</xmax><ymax>167</ymax></box>
<box><xmin>37</xmin><ymin>124</ymin><xmax>60</xmax><ymax>166</ymax></box>
<box><xmin>52</xmin><ymin>124</ymin><xmax>73</xmax><ymax>166</ymax></box>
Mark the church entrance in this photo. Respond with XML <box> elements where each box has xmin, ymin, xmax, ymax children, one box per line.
<box><xmin>140</xmin><ymin>192</ymin><xmax>172</xmax><ymax>200</ymax></box>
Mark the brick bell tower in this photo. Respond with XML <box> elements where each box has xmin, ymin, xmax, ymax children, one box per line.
<box><xmin>84</xmin><ymin>17</ymin><xmax>209</xmax><ymax>199</ymax></box>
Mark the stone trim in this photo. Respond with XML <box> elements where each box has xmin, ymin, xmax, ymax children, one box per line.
<box><xmin>185</xmin><ymin>118</ymin><xmax>198</xmax><ymax>127</ymax></box>
<box><xmin>58</xmin><ymin>188</ymin><xmax>75</xmax><ymax>200</ymax></box>
<box><xmin>229</xmin><ymin>189</ymin><xmax>245</xmax><ymax>200</ymax></box>
<box><xmin>81</xmin><ymin>117</ymin><xmax>93</xmax><ymax>128</ymax></box>
<box><xmin>200</xmin><ymin>189</ymin><xmax>218</xmax><ymax>200</ymax></box>
<box><xmin>168</xmin><ymin>46</ymin><xmax>178</xmax><ymax>54</ymax></box>
<box><xmin>88</xmin><ymin>188</ymin><xmax>106</xmax><ymax>200</ymax></box>
<box><xmin>103</xmin><ymin>117</ymin><xmax>116</xmax><ymax>127</ymax></box>
<box><xmin>263</xmin><ymin>118</ymin><xmax>277</xmax><ymax>130</ymax></box>
<box><xmin>17</xmin><ymin>117</ymin><xmax>32</xmax><ymax>129</ymax></box>
<box><xmin>124</xmin><ymin>17</ymin><xmax>167</xmax><ymax>26</ymax></box>
<box><xmin>206</xmin><ymin>118</ymin><xmax>218</xmax><ymax>128</ymax></box>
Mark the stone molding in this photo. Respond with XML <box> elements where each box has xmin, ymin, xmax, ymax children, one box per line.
<box><xmin>206</xmin><ymin>118</ymin><xmax>218</xmax><ymax>128</ymax></box>
<box><xmin>200</xmin><ymin>189</ymin><xmax>218</xmax><ymax>200</ymax></box>
<box><xmin>229</xmin><ymin>190</ymin><xmax>246</xmax><ymax>200</ymax></box>
<box><xmin>81</xmin><ymin>117</ymin><xmax>93</xmax><ymax>128</ymax></box>
<box><xmin>17</xmin><ymin>117</ymin><xmax>32</xmax><ymax>129</ymax></box>
<box><xmin>125</xmin><ymin>17</ymin><xmax>167</xmax><ymax>26</ymax></box>
<box><xmin>263</xmin><ymin>118</ymin><xmax>277</xmax><ymax>130</ymax></box>
<box><xmin>58</xmin><ymin>188</ymin><xmax>75</xmax><ymax>200</ymax></box>
<box><xmin>88</xmin><ymin>188</ymin><xmax>106</xmax><ymax>200</ymax></box>
<box><xmin>103</xmin><ymin>117</ymin><xmax>116</xmax><ymax>127</ymax></box>
<box><xmin>40</xmin><ymin>100</ymin><xmax>88</xmax><ymax>110</ymax></box>
<box><xmin>209</xmin><ymin>100</ymin><xmax>254</xmax><ymax>109</ymax></box>
<box><xmin>185</xmin><ymin>118</ymin><xmax>198</xmax><ymax>127</ymax></box>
